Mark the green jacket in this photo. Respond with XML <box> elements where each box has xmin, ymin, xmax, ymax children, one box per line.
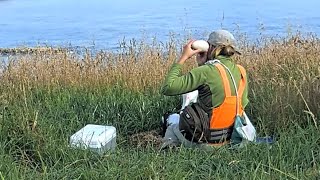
<box><xmin>161</xmin><ymin>56</ymin><xmax>249</xmax><ymax>110</ymax></box>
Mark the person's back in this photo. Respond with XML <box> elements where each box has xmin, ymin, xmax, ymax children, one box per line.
<box><xmin>161</xmin><ymin>30</ymin><xmax>249</xmax><ymax>148</ymax></box>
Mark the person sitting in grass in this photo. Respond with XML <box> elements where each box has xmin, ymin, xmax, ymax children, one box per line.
<box><xmin>160</xmin><ymin>30</ymin><xmax>249</xmax><ymax>149</ymax></box>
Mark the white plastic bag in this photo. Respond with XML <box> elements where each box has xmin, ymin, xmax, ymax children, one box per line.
<box><xmin>167</xmin><ymin>113</ymin><xmax>180</xmax><ymax>125</ymax></box>
<box><xmin>181</xmin><ymin>90</ymin><xmax>198</xmax><ymax>110</ymax></box>
<box><xmin>234</xmin><ymin>112</ymin><xmax>256</xmax><ymax>141</ymax></box>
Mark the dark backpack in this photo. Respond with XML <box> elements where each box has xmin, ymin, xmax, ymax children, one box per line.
<box><xmin>179</xmin><ymin>103</ymin><xmax>210</xmax><ymax>143</ymax></box>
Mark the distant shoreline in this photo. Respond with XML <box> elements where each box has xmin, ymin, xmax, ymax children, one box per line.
<box><xmin>0</xmin><ymin>47</ymin><xmax>67</xmax><ymax>55</ymax></box>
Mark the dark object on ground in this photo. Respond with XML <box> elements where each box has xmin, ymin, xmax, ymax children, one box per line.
<box><xmin>179</xmin><ymin>103</ymin><xmax>210</xmax><ymax>143</ymax></box>
<box><xmin>255</xmin><ymin>136</ymin><xmax>276</xmax><ymax>144</ymax></box>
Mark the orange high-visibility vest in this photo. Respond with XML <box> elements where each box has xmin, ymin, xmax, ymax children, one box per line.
<box><xmin>208</xmin><ymin>63</ymin><xmax>247</xmax><ymax>144</ymax></box>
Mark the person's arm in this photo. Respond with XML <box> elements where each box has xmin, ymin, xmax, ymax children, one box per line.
<box><xmin>160</xmin><ymin>64</ymin><xmax>208</xmax><ymax>96</ymax></box>
<box><xmin>160</xmin><ymin>40</ymin><xmax>205</xmax><ymax>96</ymax></box>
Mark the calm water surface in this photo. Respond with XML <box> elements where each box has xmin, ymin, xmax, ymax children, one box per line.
<box><xmin>1</xmin><ymin>0</ymin><xmax>320</xmax><ymax>49</ymax></box>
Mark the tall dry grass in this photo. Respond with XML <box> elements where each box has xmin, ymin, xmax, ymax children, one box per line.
<box><xmin>1</xmin><ymin>40</ymin><xmax>179</xmax><ymax>91</ymax></box>
<box><xmin>239</xmin><ymin>35</ymin><xmax>320</xmax><ymax>130</ymax></box>
<box><xmin>1</xmin><ymin>34</ymin><xmax>319</xmax><ymax>130</ymax></box>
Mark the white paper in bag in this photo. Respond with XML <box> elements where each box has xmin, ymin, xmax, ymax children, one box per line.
<box><xmin>181</xmin><ymin>90</ymin><xmax>198</xmax><ymax>110</ymax></box>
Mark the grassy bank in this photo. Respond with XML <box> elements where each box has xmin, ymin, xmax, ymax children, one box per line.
<box><xmin>0</xmin><ymin>34</ymin><xmax>319</xmax><ymax>179</ymax></box>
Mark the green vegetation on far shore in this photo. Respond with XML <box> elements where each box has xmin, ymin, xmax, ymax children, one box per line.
<box><xmin>0</xmin><ymin>34</ymin><xmax>319</xmax><ymax>179</ymax></box>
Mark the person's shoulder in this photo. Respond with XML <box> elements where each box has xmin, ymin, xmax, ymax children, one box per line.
<box><xmin>191</xmin><ymin>64</ymin><xmax>216</xmax><ymax>74</ymax></box>
<box><xmin>204</xmin><ymin>62</ymin><xmax>223</xmax><ymax>72</ymax></box>
<box><xmin>189</xmin><ymin>64</ymin><xmax>219</xmax><ymax>81</ymax></box>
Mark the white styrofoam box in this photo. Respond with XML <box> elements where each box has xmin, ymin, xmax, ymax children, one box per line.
<box><xmin>70</xmin><ymin>124</ymin><xmax>116</xmax><ymax>153</ymax></box>
<box><xmin>181</xmin><ymin>90</ymin><xmax>198</xmax><ymax>110</ymax></box>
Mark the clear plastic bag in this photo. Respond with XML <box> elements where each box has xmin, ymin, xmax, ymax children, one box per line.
<box><xmin>234</xmin><ymin>112</ymin><xmax>256</xmax><ymax>142</ymax></box>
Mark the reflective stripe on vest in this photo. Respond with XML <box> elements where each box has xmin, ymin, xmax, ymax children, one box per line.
<box><xmin>208</xmin><ymin>63</ymin><xmax>246</xmax><ymax>143</ymax></box>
